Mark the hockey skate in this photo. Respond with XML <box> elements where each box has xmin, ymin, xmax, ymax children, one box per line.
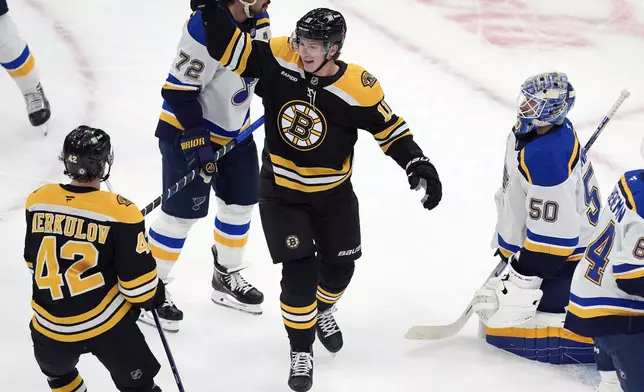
<box><xmin>288</xmin><ymin>348</ymin><xmax>314</xmax><ymax>392</ymax></box>
<box><xmin>23</xmin><ymin>83</ymin><xmax>51</xmax><ymax>134</ymax></box>
<box><xmin>138</xmin><ymin>282</ymin><xmax>183</xmax><ymax>333</ymax></box>
<box><xmin>315</xmin><ymin>306</ymin><xmax>343</xmax><ymax>355</ymax></box>
<box><xmin>210</xmin><ymin>245</ymin><xmax>264</xmax><ymax>315</ymax></box>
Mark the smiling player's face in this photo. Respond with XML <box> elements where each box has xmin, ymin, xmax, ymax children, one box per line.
<box><xmin>297</xmin><ymin>39</ymin><xmax>337</xmax><ymax>73</ymax></box>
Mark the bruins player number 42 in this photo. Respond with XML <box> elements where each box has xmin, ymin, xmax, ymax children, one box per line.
<box><xmin>24</xmin><ymin>126</ymin><xmax>166</xmax><ymax>392</ymax></box>
<box><xmin>193</xmin><ymin>2</ymin><xmax>443</xmax><ymax>391</ymax></box>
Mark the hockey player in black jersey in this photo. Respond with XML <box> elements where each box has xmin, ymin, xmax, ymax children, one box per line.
<box><xmin>194</xmin><ymin>2</ymin><xmax>443</xmax><ymax>391</ymax></box>
<box><xmin>24</xmin><ymin>126</ymin><xmax>166</xmax><ymax>392</ymax></box>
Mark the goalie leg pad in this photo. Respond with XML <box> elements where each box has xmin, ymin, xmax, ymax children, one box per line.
<box><xmin>484</xmin><ymin>312</ymin><xmax>595</xmax><ymax>365</ymax></box>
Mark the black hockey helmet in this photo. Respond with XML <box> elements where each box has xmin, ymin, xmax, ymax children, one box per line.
<box><xmin>294</xmin><ymin>8</ymin><xmax>347</xmax><ymax>56</ymax></box>
<box><xmin>60</xmin><ymin>125</ymin><xmax>113</xmax><ymax>182</ymax></box>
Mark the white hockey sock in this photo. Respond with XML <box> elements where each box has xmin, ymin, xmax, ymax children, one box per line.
<box><xmin>0</xmin><ymin>13</ymin><xmax>41</xmax><ymax>93</ymax></box>
<box><xmin>148</xmin><ymin>211</ymin><xmax>196</xmax><ymax>281</ymax></box>
<box><xmin>213</xmin><ymin>197</ymin><xmax>253</xmax><ymax>271</ymax></box>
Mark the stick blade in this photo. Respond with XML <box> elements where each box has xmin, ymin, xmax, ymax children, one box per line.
<box><xmin>404</xmin><ymin>324</ymin><xmax>461</xmax><ymax>340</ymax></box>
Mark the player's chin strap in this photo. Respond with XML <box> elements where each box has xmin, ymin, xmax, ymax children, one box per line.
<box><xmin>239</xmin><ymin>0</ymin><xmax>257</xmax><ymax>18</ymax></box>
<box><xmin>310</xmin><ymin>45</ymin><xmax>337</xmax><ymax>74</ymax></box>
<box><xmin>100</xmin><ymin>164</ymin><xmax>112</xmax><ymax>184</ymax></box>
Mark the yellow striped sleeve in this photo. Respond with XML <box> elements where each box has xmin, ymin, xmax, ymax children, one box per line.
<box><xmin>117</xmin><ymin>269</ymin><xmax>158</xmax><ymax>304</ymax></box>
<box><xmin>221</xmin><ymin>28</ymin><xmax>242</xmax><ymax>66</ymax></box>
<box><xmin>236</xmin><ymin>33</ymin><xmax>253</xmax><ymax>75</ymax></box>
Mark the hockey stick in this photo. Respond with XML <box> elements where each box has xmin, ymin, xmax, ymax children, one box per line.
<box><xmin>404</xmin><ymin>259</ymin><xmax>507</xmax><ymax>340</ymax></box>
<box><xmin>141</xmin><ymin>116</ymin><xmax>263</xmax><ymax>389</ymax></box>
<box><xmin>102</xmin><ymin>174</ymin><xmax>187</xmax><ymax>391</ymax></box>
<box><xmin>104</xmin><ymin>116</ymin><xmax>264</xmax><ymax>391</ymax></box>
<box><xmin>404</xmin><ymin>90</ymin><xmax>631</xmax><ymax>341</ymax></box>
<box><xmin>153</xmin><ymin>310</ymin><xmax>186</xmax><ymax>392</ymax></box>
<box><xmin>139</xmin><ymin>115</ymin><xmax>264</xmax><ymax>217</ymax></box>
<box><xmin>583</xmin><ymin>89</ymin><xmax>630</xmax><ymax>152</ymax></box>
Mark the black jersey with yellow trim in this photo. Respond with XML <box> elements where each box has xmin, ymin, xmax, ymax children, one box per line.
<box><xmin>23</xmin><ymin>184</ymin><xmax>159</xmax><ymax>342</ymax></box>
<box><xmin>202</xmin><ymin>7</ymin><xmax>425</xmax><ymax>196</ymax></box>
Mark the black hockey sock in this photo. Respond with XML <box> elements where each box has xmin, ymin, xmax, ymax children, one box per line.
<box><xmin>280</xmin><ymin>257</ymin><xmax>319</xmax><ymax>352</ymax></box>
<box><xmin>46</xmin><ymin>369</ymin><xmax>85</xmax><ymax>392</ymax></box>
<box><xmin>317</xmin><ymin>261</ymin><xmax>355</xmax><ymax>312</ymax></box>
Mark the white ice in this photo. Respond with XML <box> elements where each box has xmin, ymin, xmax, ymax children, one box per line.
<box><xmin>1</xmin><ymin>0</ymin><xmax>644</xmax><ymax>391</ymax></box>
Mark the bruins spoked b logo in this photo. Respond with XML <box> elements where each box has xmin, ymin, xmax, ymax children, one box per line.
<box><xmin>278</xmin><ymin>100</ymin><xmax>327</xmax><ymax>151</ymax></box>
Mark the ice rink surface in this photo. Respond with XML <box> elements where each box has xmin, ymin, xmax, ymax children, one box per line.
<box><xmin>1</xmin><ymin>0</ymin><xmax>643</xmax><ymax>390</ymax></box>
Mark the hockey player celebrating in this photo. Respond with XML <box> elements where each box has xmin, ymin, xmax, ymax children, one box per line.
<box><xmin>565</xmin><ymin>170</ymin><xmax>644</xmax><ymax>392</ymax></box>
<box><xmin>24</xmin><ymin>126</ymin><xmax>165</xmax><ymax>392</ymax></box>
<box><xmin>472</xmin><ymin>72</ymin><xmax>601</xmax><ymax>364</ymax></box>
<box><xmin>0</xmin><ymin>0</ymin><xmax>51</xmax><ymax>130</ymax></box>
<box><xmin>194</xmin><ymin>2</ymin><xmax>442</xmax><ymax>391</ymax></box>
<box><xmin>140</xmin><ymin>0</ymin><xmax>271</xmax><ymax>332</ymax></box>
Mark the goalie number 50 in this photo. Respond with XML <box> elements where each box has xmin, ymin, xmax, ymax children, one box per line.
<box><xmin>528</xmin><ymin>198</ymin><xmax>559</xmax><ymax>223</ymax></box>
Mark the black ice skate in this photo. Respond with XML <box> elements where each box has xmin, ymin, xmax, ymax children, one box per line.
<box><xmin>139</xmin><ymin>283</ymin><xmax>183</xmax><ymax>333</ymax></box>
<box><xmin>316</xmin><ymin>306</ymin><xmax>343</xmax><ymax>355</ymax></box>
<box><xmin>288</xmin><ymin>349</ymin><xmax>314</xmax><ymax>392</ymax></box>
<box><xmin>210</xmin><ymin>245</ymin><xmax>264</xmax><ymax>315</ymax></box>
<box><xmin>23</xmin><ymin>83</ymin><xmax>51</xmax><ymax>134</ymax></box>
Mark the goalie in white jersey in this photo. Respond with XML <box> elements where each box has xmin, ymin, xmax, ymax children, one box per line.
<box><xmin>140</xmin><ymin>0</ymin><xmax>271</xmax><ymax>332</ymax></box>
<box><xmin>565</xmin><ymin>171</ymin><xmax>644</xmax><ymax>392</ymax></box>
<box><xmin>472</xmin><ymin>72</ymin><xmax>601</xmax><ymax>364</ymax></box>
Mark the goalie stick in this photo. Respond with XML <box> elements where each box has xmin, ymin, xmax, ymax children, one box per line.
<box><xmin>405</xmin><ymin>89</ymin><xmax>631</xmax><ymax>341</ymax></box>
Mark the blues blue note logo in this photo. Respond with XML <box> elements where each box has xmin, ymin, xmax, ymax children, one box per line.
<box><xmin>231</xmin><ymin>77</ymin><xmax>258</xmax><ymax>106</ymax></box>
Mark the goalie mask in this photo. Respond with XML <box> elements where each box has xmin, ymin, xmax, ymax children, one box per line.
<box><xmin>514</xmin><ymin>72</ymin><xmax>576</xmax><ymax>136</ymax></box>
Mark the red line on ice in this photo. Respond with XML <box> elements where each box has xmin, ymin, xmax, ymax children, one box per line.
<box><xmin>23</xmin><ymin>0</ymin><xmax>96</xmax><ymax>123</ymax></box>
<box><xmin>329</xmin><ymin>0</ymin><xmax>639</xmax><ymax>173</ymax></box>
<box><xmin>327</xmin><ymin>0</ymin><xmax>513</xmax><ymax>109</ymax></box>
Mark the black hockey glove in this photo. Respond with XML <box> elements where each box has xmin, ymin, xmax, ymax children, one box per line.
<box><xmin>406</xmin><ymin>156</ymin><xmax>442</xmax><ymax>211</ymax></box>
<box><xmin>144</xmin><ymin>280</ymin><xmax>167</xmax><ymax>311</ymax></box>
<box><xmin>191</xmin><ymin>0</ymin><xmax>224</xmax><ymax>16</ymax></box>
<box><xmin>180</xmin><ymin>126</ymin><xmax>217</xmax><ymax>183</ymax></box>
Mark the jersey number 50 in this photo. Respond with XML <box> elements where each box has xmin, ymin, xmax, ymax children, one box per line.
<box><xmin>529</xmin><ymin>198</ymin><xmax>559</xmax><ymax>222</ymax></box>
<box><xmin>35</xmin><ymin>236</ymin><xmax>105</xmax><ymax>300</ymax></box>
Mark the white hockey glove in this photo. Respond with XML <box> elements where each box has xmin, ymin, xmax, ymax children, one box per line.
<box><xmin>472</xmin><ymin>261</ymin><xmax>543</xmax><ymax>328</ymax></box>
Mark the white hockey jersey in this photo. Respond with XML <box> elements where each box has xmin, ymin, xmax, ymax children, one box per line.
<box><xmin>565</xmin><ymin>170</ymin><xmax>644</xmax><ymax>337</ymax></box>
<box><xmin>492</xmin><ymin>119</ymin><xmax>601</xmax><ymax>277</ymax></box>
<box><xmin>155</xmin><ymin>10</ymin><xmax>271</xmax><ymax>144</ymax></box>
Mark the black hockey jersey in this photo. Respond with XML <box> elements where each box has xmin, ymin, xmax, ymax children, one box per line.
<box><xmin>24</xmin><ymin>184</ymin><xmax>159</xmax><ymax>342</ymax></box>
<box><xmin>202</xmin><ymin>8</ymin><xmax>424</xmax><ymax>197</ymax></box>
